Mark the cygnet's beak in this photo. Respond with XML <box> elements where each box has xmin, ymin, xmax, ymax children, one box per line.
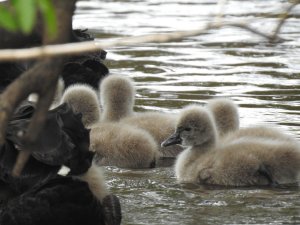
<box><xmin>161</xmin><ymin>131</ymin><xmax>182</xmax><ymax>147</ymax></box>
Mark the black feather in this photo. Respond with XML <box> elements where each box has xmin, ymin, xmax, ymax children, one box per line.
<box><xmin>0</xmin><ymin>63</ymin><xmax>25</xmax><ymax>93</ymax></box>
<box><xmin>61</xmin><ymin>59</ymin><xmax>109</xmax><ymax>90</ymax></box>
<box><xmin>0</xmin><ymin>176</ymin><xmax>107</xmax><ymax>225</ymax></box>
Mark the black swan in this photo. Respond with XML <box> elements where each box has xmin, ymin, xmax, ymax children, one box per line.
<box><xmin>0</xmin><ymin>102</ymin><xmax>121</xmax><ymax>225</ymax></box>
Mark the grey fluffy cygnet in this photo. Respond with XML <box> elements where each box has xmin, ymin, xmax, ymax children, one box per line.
<box><xmin>61</xmin><ymin>84</ymin><xmax>100</xmax><ymax>128</ymax></box>
<box><xmin>162</xmin><ymin>104</ymin><xmax>300</xmax><ymax>186</ymax></box>
<box><xmin>90</xmin><ymin>122</ymin><xmax>159</xmax><ymax>168</ymax></box>
<box><xmin>61</xmin><ymin>83</ymin><xmax>160</xmax><ymax>169</ymax></box>
<box><xmin>100</xmin><ymin>74</ymin><xmax>183</xmax><ymax>159</ymax></box>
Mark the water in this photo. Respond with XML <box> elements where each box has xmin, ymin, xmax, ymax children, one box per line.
<box><xmin>74</xmin><ymin>1</ymin><xmax>300</xmax><ymax>224</ymax></box>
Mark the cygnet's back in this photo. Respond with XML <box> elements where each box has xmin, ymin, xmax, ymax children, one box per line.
<box><xmin>61</xmin><ymin>84</ymin><xmax>100</xmax><ymax>128</ymax></box>
<box><xmin>223</xmin><ymin>125</ymin><xmax>297</xmax><ymax>144</ymax></box>
<box><xmin>211</xmin><ymin>137</ymin><xmax>300</xmax><ymax>186</ymax></box>
<box><xmin>100</xmin><ymin>74</ymin><xmax>135</xmax><ymax>122</ymax></box>
<box><xmin>206</xmin><ymin>98</ymin><xmax>239</xmax><ymax>137</ymax></box>
<box><xmin>206</xmin><ymin>98</ymin><xmax>295</xmax><ymax>143</ymax></box>
<box><xmin>90</xmin><ymin>122</ymin><xmax>160</xmax><ymax>168</ymax></box>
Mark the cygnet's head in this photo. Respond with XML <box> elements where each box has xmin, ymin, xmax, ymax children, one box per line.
<box><xmin>100</xmin><ymin>74</ymin><xmax>135</xmax><ymax>121</ymax></box>
<box><xmin>61</xmin><ymin>84</ymin><xmax>100</xmax><ymax>127</ymax></box>
<box><xmin>162</xmin><ymin>105</ymin><xmax>218</xmax><ymax>148</ymax></box>
<box><xmin>206</xmin><ymin>98</ymin><xmax>239</xmax><ymax>136</ymax></box>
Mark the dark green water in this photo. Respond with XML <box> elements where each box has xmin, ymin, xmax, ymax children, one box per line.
<box><xmin>74</xmin><ymin>1</ymin><xmax>300</xmax><ymax>224</ymax></box>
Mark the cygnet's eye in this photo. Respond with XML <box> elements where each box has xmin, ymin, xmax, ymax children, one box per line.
<box><xmin>184</xmin><ymin>127</ymin><xmax>191</xmax><ymax>132</ymax></box>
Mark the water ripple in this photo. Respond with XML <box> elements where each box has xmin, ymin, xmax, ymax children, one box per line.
<box><xmin>75</xmin><ymin>0</ymin><xmax>300</xmax><ymax>224</ymax></box>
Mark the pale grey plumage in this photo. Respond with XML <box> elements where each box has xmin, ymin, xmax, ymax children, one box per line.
<box><xmin>100</xmin><ymin>75</ymin><xmax>183</xmax><ymax>159</ymax></box>
<box><xmin>90</xmin><ymin>122</ymin><xmax>159</xmax><ymax>168</ymax></box>
<box><xmin>61</xmin><ymin>84</ymin><xmax>100</xmax><ymax>128</ymax></box>
<box><xmin>162</xmin><ymin>104</ymin><xmax>300</xmax><ymax>186</ymax></box>
<box><xmin>100</xmin><ymin>74</ymin><xmax>135</xmax><ymax>122</ymax></box>
<box><xmin>61</xmin><ymin>83</ymin><xmax>160</xmax><ymax>169</ymax></box>
<box><xmin>206</xmin><ymin>98</ymin><xmax>239</xmax><ymax>137</ymax></box>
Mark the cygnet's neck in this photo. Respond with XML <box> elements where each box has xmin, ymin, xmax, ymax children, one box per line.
<box><xmin>193</xmin><ymin>121</ymin><xmax>219</xmax><ymax>152</ymax></box>
<box><xmin>194</xmin><ymin>135</ymin><xmax>217</xmax><ymax>152</ymax></box>
<box><xmin>102</xmin><ymin>103</ymin><xmax>133</xmax><ymax>122</ymax></box>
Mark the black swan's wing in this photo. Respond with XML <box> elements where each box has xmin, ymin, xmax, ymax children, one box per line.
<box><xmin>0</xmin><ymin>63</ymin><xmax>25</xmax><ymax>94</ymax></box>
<box><xmin>0</xmin><ymin>102</ymin><xmax>92</xmax><ymax>194</ymax></box>
<box><xmin>0</xmin><ymin>176</ymin><xmax>106</xmax><ymax>225</ymax></box>
<box><xmin>6</xmin><ymin>104</ymin><xmax>74</xmax><ymax>166</ymax></box>
<box><xmin>61</xmin><ymin>59</ymin><xmax>109</xmax><ymax>90</ymax></box>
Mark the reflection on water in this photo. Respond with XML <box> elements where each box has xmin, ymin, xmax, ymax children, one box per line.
<box><xmin>74</xmin><ymin>0</ymin><xmax>300</xmax><ymax>224</ymax></box>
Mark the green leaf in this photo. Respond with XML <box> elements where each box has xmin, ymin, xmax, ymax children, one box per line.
<box><xmin>0</xmin><ymin>6</ymin><xmax>18</xmax><ymax>31</ymax></box>
<box><xmin>12</xmin><ymin>0</ymin><xmax>37</xmax><ymax>34</ymax></box>
<box><xmin>38</xmin><ymin>0</ymin><xmax>57</xmax><ymax>38</ymax></box>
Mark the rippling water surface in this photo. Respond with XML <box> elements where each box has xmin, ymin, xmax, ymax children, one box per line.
<box><xmin>74</xmin><ymin>1</ymin><xmax>300</xmax><ymax>224</ymax></box>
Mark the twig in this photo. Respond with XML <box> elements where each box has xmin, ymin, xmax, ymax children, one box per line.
<box><xmin>0</xmin><ymin>21</ymin><xmax>286</xmax><ymax>62</ymax></box>
<box><xmin>223</xmin><ymin>22</ymin><xmax>282</xmax><ymax>42</ymax></box>
<box><xmin>0</xmin><ymin>0</ymin><xmax>298</xmax><ymax>62</ymax></box>
<box><xmin>271</xmin><ymin>0</ymin><xmax>300</xmax><ymax>42</ymax></box>
<box><xmin>6</xmin><ymin>58</ymin><xmax>65</xmax><ymax>177</ymax></box>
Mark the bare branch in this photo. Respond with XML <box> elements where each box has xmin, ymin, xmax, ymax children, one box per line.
<box><xmin>0</xmin><ymin>21</ymin><xmax>286</xmax><ymax>62</ymax></box>
<box><xmin>0</xmin><ymin>41</ymin><xmax>98</xmax><ymax>61</ymax></box>
<box><xmin>271</xmin><ymin>0</ymin><xmax>300</xmax><ymax>42</ymax></box>
<box><xmin>223</xmin><ymin>22</ymin><xmax>283</xmax><ymax>42</ymax></box>
<box><xmin>0</xmin><ymin>0</ymin><xmax>297</xmax><ymax>63</ymax></box>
